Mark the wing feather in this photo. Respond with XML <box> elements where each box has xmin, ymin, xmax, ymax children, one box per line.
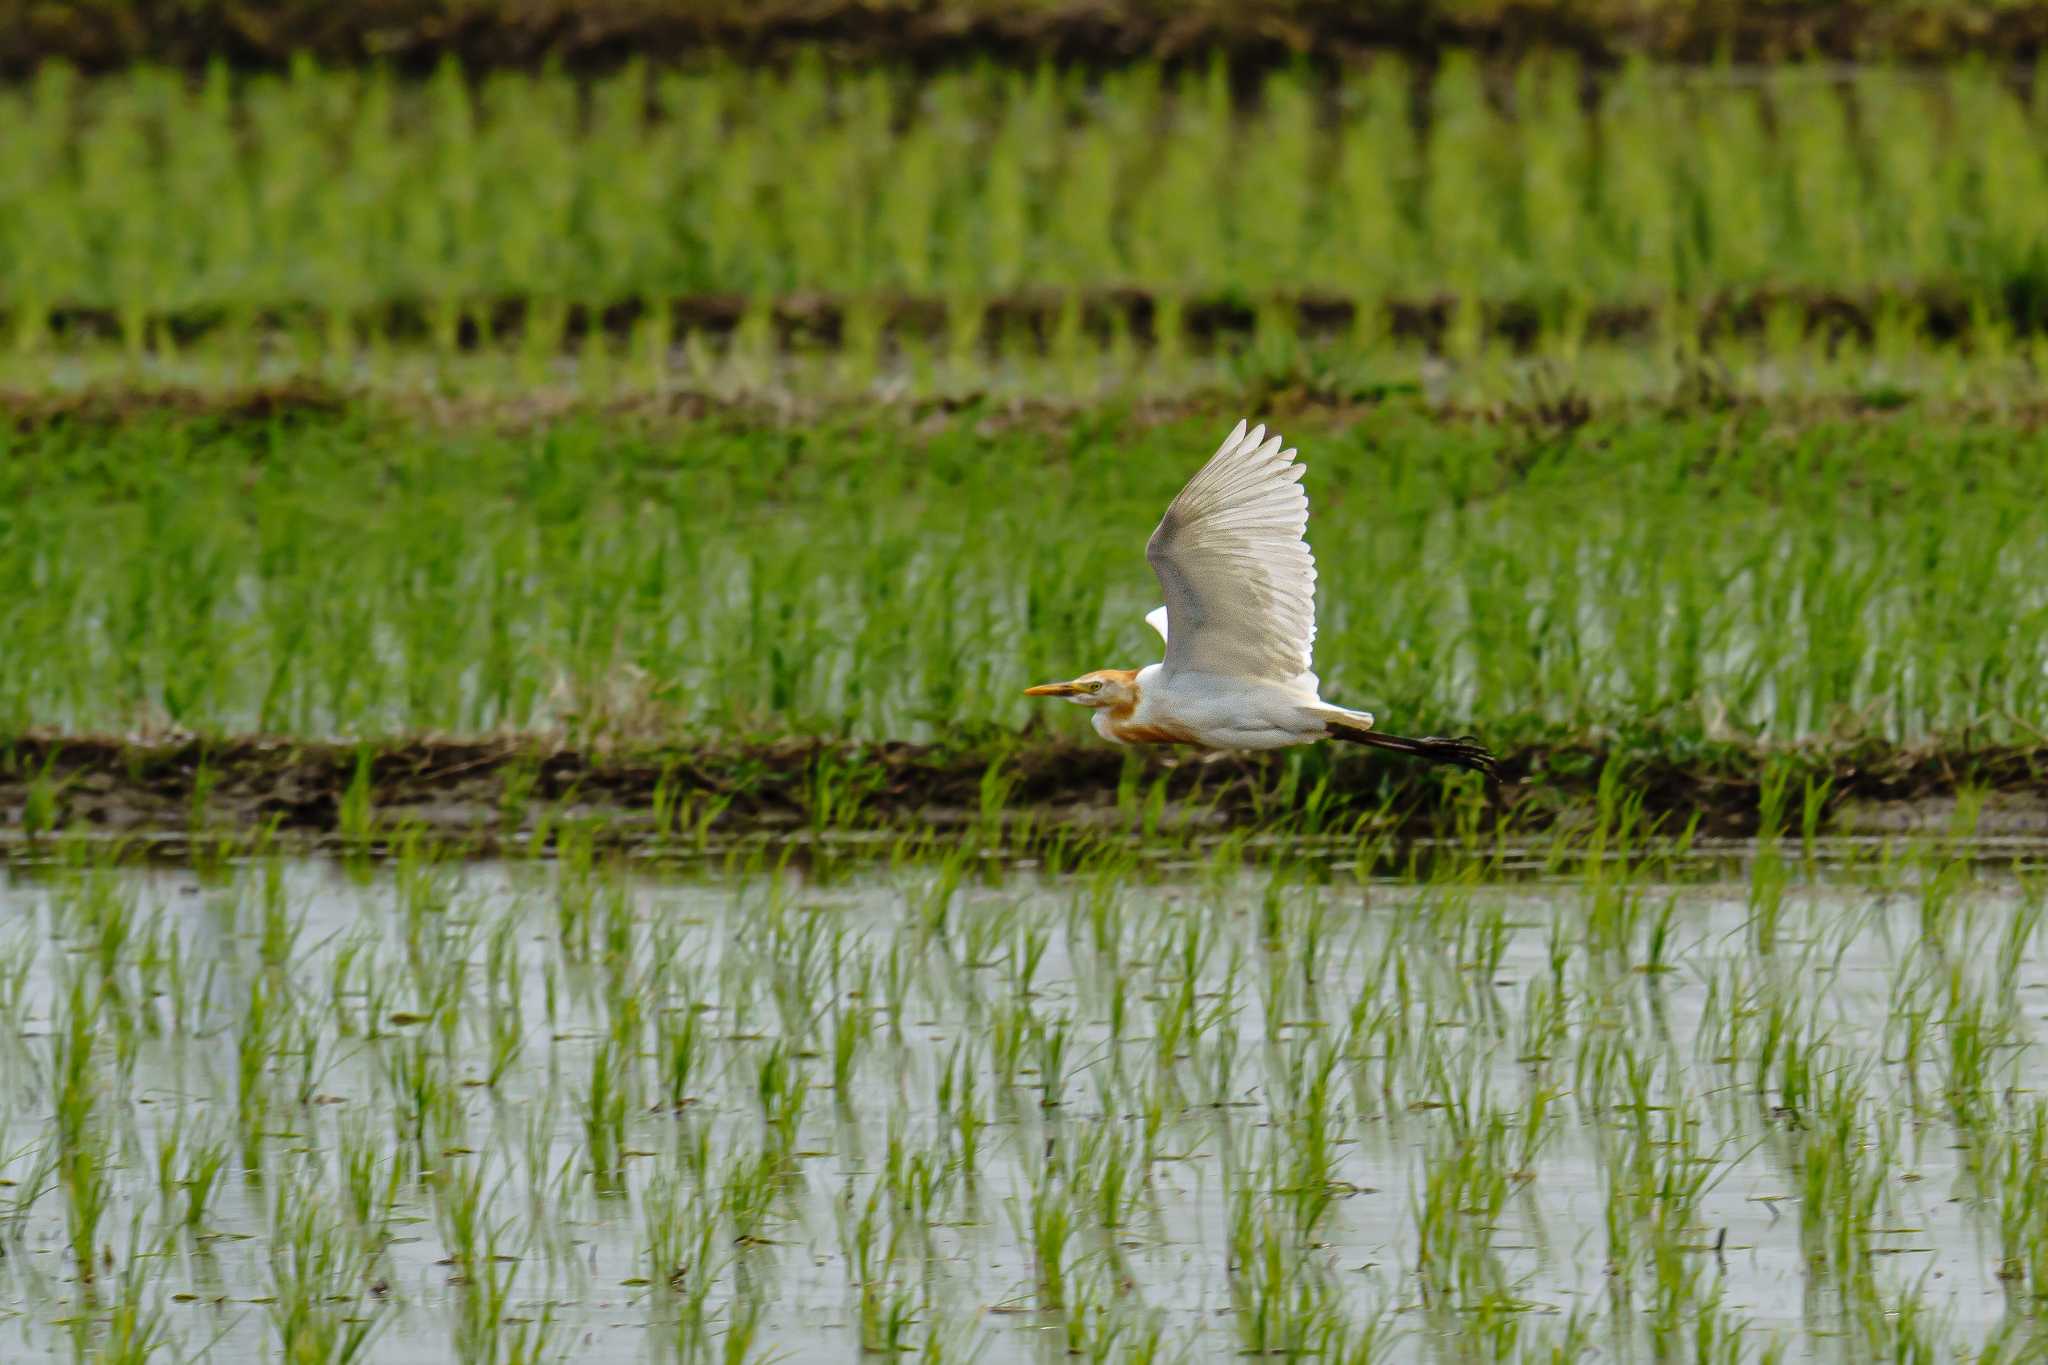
<box><xmin>1144</xmin><ymin>419</ymin><xmax>1318</xmax><ymax>683</ymax></box>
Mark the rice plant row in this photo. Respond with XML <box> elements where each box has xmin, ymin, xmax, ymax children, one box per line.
<box><xmin>2</xmin><ymin>409</ymin><xmax>2042</xmax><ymax>747</ymax></box>
<box><xmin>4</xmin><ymin>56</ymin><xmax>2048</xmax><ymax>358</ymax></box>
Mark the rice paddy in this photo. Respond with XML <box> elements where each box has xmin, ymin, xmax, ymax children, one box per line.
<box><xmin>5</xmin><ymin>58</ymin><xmax>2048</xmax><ymax>388</ymax></box>
<box><xmin>9</xmin><ymin>26</ymin><xmax>2048</xmax><ymax>1365</ymax></box>
<box><xmin>3</xmin><ymin>409</ymin><xmax>2045</xmax><ymax>753</ymax></box>
<box><xmin>8</xmin><ymin>391</ymin><xmax>2048</xmax><ymax>1363</ymax></box>
<box><xmin>5</xmin><ymin>815</ymin><xmax>2048</xmax><ymax>1361</ymax></box>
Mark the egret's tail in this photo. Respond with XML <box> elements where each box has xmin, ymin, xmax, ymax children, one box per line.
<box><xmin>1324</xmin><ymin>715</ymin><xmax>1500</xmax><ymax>783</ymax></box>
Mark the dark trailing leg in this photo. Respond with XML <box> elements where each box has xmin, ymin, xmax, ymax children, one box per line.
<box><xmin>1325</xmin><ymin>719</ymin><xmax>1499</xmax><ymax>783</ymax></box>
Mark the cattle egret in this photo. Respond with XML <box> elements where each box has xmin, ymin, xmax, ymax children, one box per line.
<box><xmin>1026</xmin><ymin>420</ymin><xmax>1497</xmax><ymax>780</ymax></box>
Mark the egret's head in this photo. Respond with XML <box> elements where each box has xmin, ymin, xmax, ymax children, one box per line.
<box><xmin>1024</xmin><ymin>669</ymin><xmax>1136</xmax><ymax>710</ymax></box>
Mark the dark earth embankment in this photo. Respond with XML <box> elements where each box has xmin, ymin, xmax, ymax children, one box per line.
<box><xmin>4</xmin><ymin>734</ymin><xmax>2044</xmax><ymax>853</ymax></box>
<box><xmin>7</xmin><ymin>0</ymin><xmax>2048</xmax><ymax>77</ymax></box>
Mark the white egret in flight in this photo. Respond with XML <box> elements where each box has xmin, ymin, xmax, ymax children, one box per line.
<box><xmin>1026</xmin><ymin>420</ymin><xmax>1497</xmax><ymax>780</ymax></box>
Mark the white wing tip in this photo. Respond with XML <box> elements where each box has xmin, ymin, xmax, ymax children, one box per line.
<box><xmin>1144</xmin><ymin>606</ymin><xmax>1170</xmax><ymax>643</ymax></box>
<box><xmin>1223</xmin><ymin>417</ymin><xmax>1294</xmax><ymax>466</ymax></box>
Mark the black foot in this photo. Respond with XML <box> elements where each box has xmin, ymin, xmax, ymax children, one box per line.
<box><xmin>1410</xmin><ymin>735</ymin><xmax>1499</xmax><ymax>780</ymax></box>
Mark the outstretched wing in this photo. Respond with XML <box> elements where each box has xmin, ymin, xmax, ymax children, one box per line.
<box><xmin>1144</xmin><ymin>419</ymin><xmax>1317</xmax><ymax>684</ymax></box>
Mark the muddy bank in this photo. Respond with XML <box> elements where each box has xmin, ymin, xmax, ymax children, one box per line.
<box><xmin>6</xmin><ymin>0</ymin><xmax>2046</xmax><ymax>78</ymax></box>
<box><xmin>2</xmin><ymin>734</ymin><xmax>2043</xmax><ymax>853</ymax></box>
<box><xmin>15</xmin><ymin>282</ymin><xmax>2044</xmax><ymax>363</ymax></box>
<box><xmin>6</xmin><ymin>372</ymin><xmax>2039</xmax><ymax>445</ymax></box>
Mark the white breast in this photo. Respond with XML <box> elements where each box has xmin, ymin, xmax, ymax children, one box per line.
<box><xmin>1121</xmin><ymin>666</ymin><xmax>1330</xmax><ymax>750</ymax></box>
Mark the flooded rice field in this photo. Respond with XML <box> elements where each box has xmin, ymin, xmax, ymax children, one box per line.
<box><xmin>4</xmin><ymin>830</ymin><xmax>2046</xmax><ymax>1361</ymax></box>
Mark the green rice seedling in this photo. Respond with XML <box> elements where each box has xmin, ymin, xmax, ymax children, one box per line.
<box><xmin>1791</xmin><ymin>1064</ymin><xmax>1888</xmax><ymax>1297</ymax></box>
<box><xmin>644</xmin><ymin>1166</ymin><xmax>719</xmax><ymax>1307</ymax></box>
<box><xmin>842</xmin><ymin>1182</ymin><xmax>915</xmax><ymax>1354</ymax></box>
<box><xmin>598</xmin><ymin>875</ymin><xmax>637</xmax><ymax>980</ymax></box>
<box><xmin>659</xmin><ymin>1002</ymin><xmax>707</xmax><ymax>1113</ymax></box>
<box><xmin>962</xmin><ymin>899</ymin><xmax>1020</xmax><ymax>976</ymax></box>
<box><xmin>1515</xmin><ymin>970</ymin><xmax>1569</xmax><ymax>1069</ymax></box>
<box><xmin>463</xmin><ymin>1287</ymin><xmax>559</xmax><ymax>1365</ymax></box>
<box><xmin>1197</xmin><ymin>994</ymin><xmax>1245</xmax><ymax>1111</ymax></box>
<box><xmin>830</xmin><ymin>995</ymin><xmax>871</xmax><ymax>1112</ymax></box>
<box><xmin>908</xmin><ymin>851</ymin><xmax>967</xmax><ymax>952</ymax></box>
<box><xmin>1845</xmin><ymin>1279</ymin><xmax>1954</xmax><ymax>1360</ymax></box>
<box><xmin>475</xmin><ymin>934</ymin><xmax>526</xmax><ymax>1092</ymax></box>
<box><xmin>515</xmin><ymin>1093</ymin><xmax>576</xmax><ymax>1259</ymax></box>
<box><xmin>1017</xmin><ymin>1169</ymin><xmax>1078</xmax><ymax>1315</ymax></box>
<box><xmin>67</xmin><ymin>865</ymin><xmax>140</xmax><ymax>1010</ymax></box>
<box><xmin>1748</xmin><ymin>760</ymin><xmax>1796</xmax><ymax>955</ymax></box>
<box><xmin>267</xmin><ymin>1172</ymin><xmax>386</xmax><ymax>1364</ymax></box>
<box><xmin>51</xmin><ymin>971</ymin><xmax>111</xmax><ymax>1287</ymax></box>
<box><xmin>989</xmin><ymin>998</ymin><xmax>1030</xmax><ymax>1096</ymax></box>
<box><xmin>18</xmin><ymin>749</ymin><xmax>65</xmax><ymax>840</ymax></box>
<box><xmin>805</xmin><ymin>750</ymin><xmax>884</xmax><ymax>834</ymax></box>
<box><xmin>233</xmin><ymin>972</ymin><xmax>286</xmax><ymax>1168</ymax></box>
<box><xmin>166</xmin><ymin>1116</ymin><xmax>231</xmax><ymax>1238</ymax></box>
<box><xmin>94</xmin><ymin>1214</ymin><xmax>175</xmax><ymax>1362</ymax></box>
<box><xmin>1057</xmin><ymin>1120</ymin><xmax>1140</xmax><ymax>1237</ymax></box>
<box><xmin>1030</xmin><ymin>1010</ymin><xmax>1074</xmax><ymax>1110</ymax></box>
<box><xmin>1054</xmin><ymin>1260</ymin><xmax>1141</xmax><ymax>1360</ymax></box>
<box><xmin>283</xmin><ymin>1003</ymin><xmax>343</xmax><ymax>1110</ymax></box>
<box><xmin>1940</xmin><ymin>986</ymin><xmax>2018</xmax><ymax>1137</ymax></box>
<box><xmin>938</xmin><ymin>1041</ymin><xmax>987</xmax><ymax>1178</ymax></box>
<box><xmin>582</xmin><ymin>1034</ymin><xmax>632</xmax><ymax>1198</ymax></box>
<box><xmin>0</xmin><ymin>928</ymin><xmax>33</xmax><ymax>1043</ymax></box>
<box><xmin>714</xmin><ymin>1291</ymin><xmax>772</xmax><ymax>1365</ymax></box>
<box><xmin>1271</xmin><ymin>1032</ymin><xmax>1348</xmax><ymax>1237</ymax></box>
<box><xmin>1226</xmin><ymin>1181</ymin><xmax>1339</xmax><ymax>1356</ymax></box>
<box><xmin>1748</xmin><ymin>981</ymin><xmax>1834</xmax><ymax>1125</ymax></box>
<box><xmin>761</xmin><ymin>910</ymin><xmax>837</xmax><ymax>1051</ymax></box>
<box><xmin>326</xmin><ymin>928</ymin><xmax>375</xmax><ymax>1040</ymax></box>
<box><xmin>382</xmin><ymin>1029</ymin><xmax>461</xmax><ymax>1168</ymax></box>
<box><xmin>721</xmin><ymin>1146</ymin><xmax>785</xmax><ymax>1248</ymax></box>
<box><xmin>1917</xmin><ymin>850</ymin><xmax>1974</xmax><ymax>948</ymax></box>
<box><xmin>448</xmin><ymin>1208</ymin><xmax>556</xmax><ymax>1365</ymax></box>
<box><xmin>432</xmin><ymin>1155</ymin><xmax>496</xmax><ymax>1284</ymax></box>
<box><xmin>553</xmin><ymin>823</ymin><xmax>598</xmax><ymax>961</ymax></box>
<box><xmin>337</xmin><ymin>749</ymin><xmax>376</xmax><ymax>851</ymax></box>
<box><xmin>498</xmin><ymin>758</ymin><xmax>541</xmax><ymax>835</ymax></box>
<box><xmin>1993</xmin><ymin>885</ymin><xmax>2046</xmax><ymax>1017</ymax></box>
<box><xmin>1798</xmin><ymin>772</ymin><xmax>1835</xmax><ymax>874</ymax></box>
<box><xmin>1638</xmin><ymin>894</ymin><xmax>1680</xmax><ymax>976</ymax></box>
<box><xmin>755</xmin><ymin>1039</ymin><xmax>807</xmax><ymax>1156</ymax></box>
<box><xmin>1413</xmin><ymin>1112</ymin><xmax>1519</xmax><ymax>1309</ymax></box>
<box><xmin>337</xmin><ymin>1110</ymin><xmax>401</xmax><ymax>1254</ymax></box>
<box><xmin>1976</xmin><ymin>1098</ymin><xmax>2048</xmax><ymax>1316</ymax></box>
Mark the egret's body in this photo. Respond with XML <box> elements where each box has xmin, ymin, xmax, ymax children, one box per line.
<box><xmin>1027</xmin><ymin>421</ymin><xmax>1496</xmax><ymax>779</ymax></box>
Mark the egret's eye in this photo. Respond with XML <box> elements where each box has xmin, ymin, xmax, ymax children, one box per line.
<box><xmin>1086</xmin><ymin>680</ymin><xmax>1105</xmax><ymax>693</ymax></box>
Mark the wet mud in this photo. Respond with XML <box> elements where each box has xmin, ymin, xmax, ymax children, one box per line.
<box><xmin>3</xmin><ymin>733</ymin><xmax>2043</xmax><ymax>852</ymax></box>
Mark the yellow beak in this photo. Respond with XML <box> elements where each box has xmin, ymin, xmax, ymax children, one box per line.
<box><xmin>1024</xmin><ymin>681</ymin><xmax>1085</xmax><ymax>697</ymax></box>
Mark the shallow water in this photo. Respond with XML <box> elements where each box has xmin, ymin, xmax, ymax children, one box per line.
<box><xmin>2</xmin><ymin>846</ymin><xmax>2043</xmax><ymax>1360</ymax></box>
